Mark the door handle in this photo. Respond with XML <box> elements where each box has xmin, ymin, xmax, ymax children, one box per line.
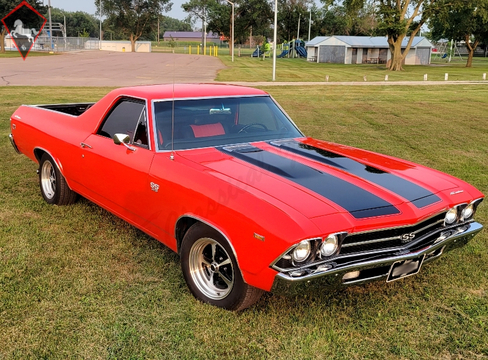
<box><xmin>80</xmin><ymin>142</ymin><xmax>93</xmax><ymax>149</ymax></box>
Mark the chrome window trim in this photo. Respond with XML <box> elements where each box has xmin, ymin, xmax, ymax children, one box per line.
<box><xmin>98</xmin><ymin>95</ymin><xmax>151</xmax><ymax>151</ymax></box>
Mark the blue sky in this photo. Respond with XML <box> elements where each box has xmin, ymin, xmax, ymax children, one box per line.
<box><xmin>42</xmin><ymin>0</ymin><xmax>187</xmax><ymax>21</ymax></box>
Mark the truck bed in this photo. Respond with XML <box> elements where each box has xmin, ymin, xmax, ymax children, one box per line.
<box><xmin>37</xmin><ymin>103</ymin><xmax>95</xmax><ymax>116</ymax></box>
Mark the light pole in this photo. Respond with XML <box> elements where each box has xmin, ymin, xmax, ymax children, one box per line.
<box><xmin>272</xmin><ymin>0</ymin><xmax>277</xmax><ymax>81</ymax></box>
<box><xmin>308</xmin><ymin>8</ymin><xmax>311</xmax><ymax>42</ymax></box>
<box><xmin>225</xmin><ymin>0</ymin><xmax>234</xmax><ymax>62</ymax></box>
<box><xmin>47</xmin><ymin>0</ymin><xmax>53</xmax><ymax>50</ymax></box>
<box><xmin>99</xmin><ymin>0</ymin><xmax>102</xmax><ymax>50</ymax></box>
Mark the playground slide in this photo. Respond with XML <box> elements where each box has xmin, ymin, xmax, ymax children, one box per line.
<box><xmin>277</xmin><ymin>49</ymin><xmax>289</xmax><ymax>58</ymax></box>
<box><xmin>252</xmin><ymin>48</ymin><xmax>262</xmax><ymax>57</ymax></box>
<box><xmin>296</xmin><ymin>46</ymin><xmax>307</xmax><ymax>58</ymax></box>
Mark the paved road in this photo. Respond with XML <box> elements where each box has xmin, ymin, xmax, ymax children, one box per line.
<box><xmin>0</xmin><ymin>51</ymin><xmax>226</xmax><ymax>86</ymax></box>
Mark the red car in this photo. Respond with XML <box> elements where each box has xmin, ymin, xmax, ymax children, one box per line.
<box><xmin>9</xmin><ymin>84</ymin><xmax>484</xmax><ymax>310</ymax></box>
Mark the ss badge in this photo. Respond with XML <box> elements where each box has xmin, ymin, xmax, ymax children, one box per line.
<box><xmin>400</xmin><ymin>233</ymin><xmax>416</xmax><ymax>243</ymax></box>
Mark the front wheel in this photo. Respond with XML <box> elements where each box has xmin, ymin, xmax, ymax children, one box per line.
<box><xmin>180</xmin><ymin>223</ymin><xmax>263</xmax><ymax>311</ymax></box>
<box><xmin>39</xmin><ymin>153</ymin><xmax>77</xmax><ymax>205</ymax></box>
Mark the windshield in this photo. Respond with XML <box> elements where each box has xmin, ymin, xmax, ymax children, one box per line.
<box><xmin>153</xmin><ymin>96</ymin><xmax>302</xmax><ymax>150</ymax></box>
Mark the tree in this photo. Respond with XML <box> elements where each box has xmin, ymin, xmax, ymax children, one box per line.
<box><xmin>430</xmin><ymin>0</ymin><xmax>488</xmax><ymax>67</ymax></box>
<box><xmin>316</xmin><ymin>4</ymin><xmax>377</xmax><ymax>36</ymax></box>
<box><xmin>339</xmin><ymin>0</ymin><xmax>437</xmax><ymax>70</ymax></box>
<box><xmin>1</xmin><ymin>0</ymin><xmax>47</xmax><ymax>53</ymax></box>
<box><xmin>277</xmin><ymin>0</ymin><xmax>310</xmax><ymax>41</ymax></box>
<box><xmin>49</xmin><ymin>8</ymin><xmax>98</xmax><ymax>38</ymax></box>
<box><xmin>182</xmin><ymin>0</ymin><xmax>272</xmax><ymax>44</ymax></box>
<box><xmin>98</xmin><ymin>0</ymin><xmax>172</xmax><ymax>52</ymax></box>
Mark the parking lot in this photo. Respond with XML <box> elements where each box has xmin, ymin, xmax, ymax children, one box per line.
<box><xmin>0</xmin><ymin>50</ymin><xmax>226</xmax><ymax>86</ymax></box>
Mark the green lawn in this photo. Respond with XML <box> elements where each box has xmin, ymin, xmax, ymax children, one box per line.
<box><xmin>216</xmin><ymin>55</ymin><xmax>488</xmax><ymax>83</ymax></box>
<box><xmin>1</xmin><ymin>86</ymin><xmax>487</xmax><ymax>359</ymax></box>
<box><xmin>0</xmin><ymin>51</ymin><xmax>57</xmax><ymax>58</ymax></box>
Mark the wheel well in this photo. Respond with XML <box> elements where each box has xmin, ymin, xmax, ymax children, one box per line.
<box><xmin>175</xmin><ymin>216</ymin><xmax>199</xmax><ymax>253</ymax></box>
<box><xmin>34</xmin><ymin>148</ymin><xmax>47</xmax><ymax>164</ymax></box>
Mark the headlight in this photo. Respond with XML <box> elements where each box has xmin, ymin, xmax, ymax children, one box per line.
<box><xmin>445</xmin><ymin>208</ymin><xmax>458</xmax><ymax>225</ymax></box>
<box><xmin>292</xmin><ymin>240</ymin><xmax>311</xmax><ymax>262</ymax></box>
<box><xmin>461</xmin><ymin>203</ymin><xmax>474</xmax><ymax>221</ymax></box>
<box><xmin>320</xmin><ymin>235</ymin><xmax>339</xmax><ymax>257</ymax></box>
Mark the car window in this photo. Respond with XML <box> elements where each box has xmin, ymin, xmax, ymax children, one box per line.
<box><xmin>98</xmin><ymin>99</ymin><xmax>148</xmax><ymax>147</ymax></box>
<box><xmin>154</xmin><ymin>96</ymin><xmax>302</xmax><ymax>151</ymax></box>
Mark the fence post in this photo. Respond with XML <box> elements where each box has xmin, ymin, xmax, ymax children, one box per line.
<box><xmin>189</xmin><ymin>45</ymin><xmax>191</xmax><ymax>55</ymax></box>
<box><xmin>197</xmin><ymin>45</ymin><xmax>200</xmax><ymax>55</ymax></box>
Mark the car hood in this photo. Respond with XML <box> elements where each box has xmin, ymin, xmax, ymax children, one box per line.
<box><xmin>179</xmin><ymin>138</ymin><xmax>471</xmax><ymax>222</ymax></box>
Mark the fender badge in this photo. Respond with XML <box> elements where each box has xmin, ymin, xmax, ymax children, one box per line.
<box><xmin>450</xmin><ymin>190</ymin><xmax>464</xmax><ymax>196</ymax></box>
<box><xmin>254</xmin><ymin>233</ymin><xmax>265</xmax><ymax>242</ymax></box>
<box><xmin>150</xmin><ymin>182</ymin><xmax>160</xmax><ymax>193</ymax></box>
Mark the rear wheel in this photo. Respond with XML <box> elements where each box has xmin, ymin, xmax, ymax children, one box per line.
<box><xmin>39</xmin><ymin>153</ymin><xmax>77</xmax><ymax>205</ymax></box>
<box><xmin>180</xmin><ymin>223</ymin><xmax>263</xmax><ymax>311</ymax></box>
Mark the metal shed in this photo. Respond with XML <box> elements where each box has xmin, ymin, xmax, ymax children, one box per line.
<box><xmin>305</xmin><ymin>36</ymin><xmax>433</xmax><ymax>65</ymax></box>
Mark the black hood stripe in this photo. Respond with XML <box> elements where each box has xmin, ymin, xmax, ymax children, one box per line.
<box><xmin>271</xmin><ymin>140</ymin><xmax>441</xmax><ymax>208</ymax></box>
<box><xmin>219</xmin><ymin>145</ymin><xmax>400</xmax><ymax>219</ymax></box>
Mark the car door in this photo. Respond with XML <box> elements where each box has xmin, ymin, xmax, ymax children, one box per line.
<box><xmin>79</xmin><ymin>97</ymin><xmax>155</xmax><ymax>226</ymax></box>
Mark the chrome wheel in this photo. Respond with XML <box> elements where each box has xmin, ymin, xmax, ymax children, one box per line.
<box><xmin>41</xmin><ymin>160</ymin><xmax>56</xmax><ymax>200</ymax></box>
<box><xmin>188</xmin><ymin>237</ymin><xmax>234</xmax><ymax>300</ymax></box>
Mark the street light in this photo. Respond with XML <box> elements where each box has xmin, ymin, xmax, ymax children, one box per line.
<box><xmin>272</xmin><ymin>0</ymin><xmax>277</xmax><ymax>81</ymax></box>
<box><xmin>225</xmin><ymin>0</ymin><xmax>234</xmax><ymax>62</ymax></box>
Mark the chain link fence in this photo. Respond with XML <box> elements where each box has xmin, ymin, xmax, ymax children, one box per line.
<box><xmin>32</xmin><ymin>36</ymin><xmax>100</xmax><ymax>52</ymax></box>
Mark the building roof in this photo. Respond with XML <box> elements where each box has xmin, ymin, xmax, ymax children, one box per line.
<box><xmin>306</xmin><ymin>36</ymin><xmax>329</xmax><ymax>46</ymax></box>
<box><xmin>163</xmin><ymin>31</ymin><xmax>219</xmax><ymax>39</ymax></box>
<box><xmin>309</xmin><ymin>36</ymin><xmax>431</xmax><ymax>48</ymax></box>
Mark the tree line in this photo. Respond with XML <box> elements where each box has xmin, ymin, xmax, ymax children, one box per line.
<box><xmin>2</xmin><ymin>0</ymin><xmax>487</xmax><ymax>69</ymax></box>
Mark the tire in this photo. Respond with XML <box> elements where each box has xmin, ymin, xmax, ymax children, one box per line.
<box><xmin>180</xmin><ymin>223</ymin><xmax>263</xmax><ymax>311</ymax></box>
<box><xmin>39</xmin><ymin>153</ymin><xmax>77</xmax><ymax>205</ymax></box>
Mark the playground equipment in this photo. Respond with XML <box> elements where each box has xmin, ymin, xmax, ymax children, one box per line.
<box><xmin>252</xmin><ymin>39</ymin><xmax>308</xmax><ymax>59</ymax></box>
<box><xmin>251</xmin><ymin>46</ymin><xmax>262</xmax><ymax>57</ymax></box>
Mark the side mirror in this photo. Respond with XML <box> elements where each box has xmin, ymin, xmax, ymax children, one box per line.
<box><xmin>113</xmin><ymin>133</ymin><xmax>135</xmax><ymax>151</ymax></box>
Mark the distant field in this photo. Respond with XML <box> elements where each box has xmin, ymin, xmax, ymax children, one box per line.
<box><xmin>1</xmin><ymin>85</ymin><xmax>487</xmax><ymax>359</ymax></box>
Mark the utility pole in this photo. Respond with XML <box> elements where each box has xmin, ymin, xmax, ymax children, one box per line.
<box><xmin>47</xmin><ymin>0</ymin><xmax>53</xmax><ymax>50</ymax></box>
<box><xmin>272</xmin><ymin>0</ymin><xmax>277</xmax><ymax>81</ymax></box>
<box><xmin>308</xmin><ymin>9</ymin><xmax>311</xmax><ymax>42</ymax></box>
<box><xmin>99</xmin><ymin>0</ymin><xmax>102</xmax><ymax>50</ymax></box>
<box><xmin>225</xmin><ymin>0</ymin><xmax>234</xmax><ymax>62</ymax></box>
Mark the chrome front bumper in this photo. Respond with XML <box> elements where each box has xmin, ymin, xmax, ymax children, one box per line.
<box><xmin>9</xmin><ymin>134</ymin><xmax>21</xmax><ymax>154</ymax></box>
<box><xmin>271</xmin><ymin>221</ymin><xmax>483</xmax><ymax>295</ymax></box>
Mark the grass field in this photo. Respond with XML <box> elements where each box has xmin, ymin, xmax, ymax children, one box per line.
<box><xmin>0</xmin><ymin>51</ymin><xmax>57</xmax><ymax>58</ymax></box>
<box><xmin>1</xmin><ymin>85</ymin><xmax>487</xmax><ymax>359</ymax></box>
<box><xmin>216</xmin><ymin>55</ymin><xmax>488</xmax><ymax>83</ymax></box>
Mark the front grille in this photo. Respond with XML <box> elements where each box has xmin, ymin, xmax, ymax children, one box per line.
<box><xmin>341</xmin><ymin>212</ymin><xmax>446</xmax><ymax>255</ymax></box>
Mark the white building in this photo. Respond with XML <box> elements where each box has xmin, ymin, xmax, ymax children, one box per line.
<box><xmin>305</xmin><ymin>36</ymin><xmax>433</xmax><ymax>65</ymax></box>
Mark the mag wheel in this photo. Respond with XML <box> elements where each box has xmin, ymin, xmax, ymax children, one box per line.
<box><xmin>180</xmin><ymin>223</ymin><xmax>263</xmax><ymax>311</ymax></box>
<box><xmin>39</xmin><ymin>153</ymin><xmax>77</xmax><ymax>205</ymax></box>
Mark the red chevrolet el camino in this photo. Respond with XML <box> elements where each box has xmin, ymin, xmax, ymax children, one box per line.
<box><xmin>9</xmin><ymin>84</ymin><xmax>484</xmax><ymax>310</ymax></box>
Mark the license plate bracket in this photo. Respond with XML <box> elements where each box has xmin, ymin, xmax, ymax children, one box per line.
<box><xmin>387</xmin><ymin>255</ymin><xmax>425</xmax><ymax>282</ymax></box>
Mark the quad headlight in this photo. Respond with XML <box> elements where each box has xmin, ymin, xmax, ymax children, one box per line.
<box><xmin>461</xmin><ymin>203</ymin><xmax>475</xmax><ymax>221</ymax></box>
<box><xmin>445</xmin><ymin>198</ymin><xmax>483</xmax><ymax>226</ymax></box>
<box><xmin>444</xmin><ymin>208</ymin><xmax>458</xmax><ymax>225</ymax></box>
<box><xmin>292</xmin><ymin>240</ymin><xmax>311</xmax><ymax>263</ymax></box>
<box><xmin>320</xmin><ymin>235</ymin><xmax>339</xmax><ymax>257</ymax></box>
